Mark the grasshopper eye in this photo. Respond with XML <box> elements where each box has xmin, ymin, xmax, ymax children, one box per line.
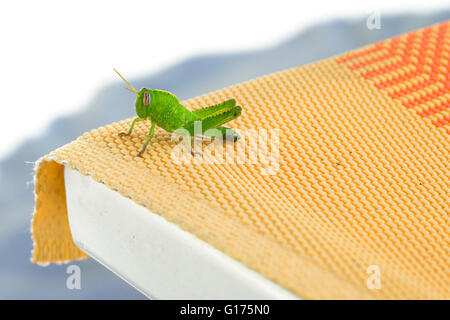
<box><xmin>143</xmin><ymin>91</ymin><xmax>150</xmax><ymax>106</ymax></box>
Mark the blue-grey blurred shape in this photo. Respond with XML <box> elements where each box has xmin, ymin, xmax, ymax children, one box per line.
<box><xmin>0</xmin><ymin>11</ymin><xmax>449</xmax><ymax>299</ymax></box>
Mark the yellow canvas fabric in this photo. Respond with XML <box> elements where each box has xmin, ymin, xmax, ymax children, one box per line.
<box><xmin>31</xmin><ymin>22</ymin><xmax>450</xmax><ymax>299</ymax></box>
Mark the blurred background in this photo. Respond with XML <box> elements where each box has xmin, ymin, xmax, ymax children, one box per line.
<box><xmin>0</xmin><ymin>0</ymin><xmax>449</xmax><ymax>299</ymax></box>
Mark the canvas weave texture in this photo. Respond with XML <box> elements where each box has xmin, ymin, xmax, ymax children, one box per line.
<box><xmin>31</xmin><ymin>21</ymin><xmax>450</xmax><ymax>299</ymax></box>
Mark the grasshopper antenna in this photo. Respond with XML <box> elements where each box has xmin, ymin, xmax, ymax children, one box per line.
<box><xmin>113</xmin><ymin>68</ymin><xmax>138</xmax><ymax>94</ymax></box>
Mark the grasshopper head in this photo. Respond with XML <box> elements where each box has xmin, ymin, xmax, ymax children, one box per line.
<box><xmin>135</xmin><ymin>88</ymin><xmax>152</xmax><ymax>119</ymax></box>
<box><xmin>113</xmin><ymin>68</ymin><xmax>152</xmax><ymax>119</ymax></box>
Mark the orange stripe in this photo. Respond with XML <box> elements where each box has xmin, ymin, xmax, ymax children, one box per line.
<box><xmin>433</xmin><ymin>114</ymin><xmax>450</xmax><ymax>127</ymax></box>
<box><xmin>336</xmin><ymin>21</ymin><xmax>450</xmax><ymax>133</ymax></box>
<box><xmin>417</xmin><ymin>101</ymin><xmax>450</xmax><ymax>118</ymax></box>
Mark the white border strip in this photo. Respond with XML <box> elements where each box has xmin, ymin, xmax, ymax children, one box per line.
<box><xmin>64</xmin><ymin>167</ymin><xmax>300</xmax><ymax>299</ymax></box>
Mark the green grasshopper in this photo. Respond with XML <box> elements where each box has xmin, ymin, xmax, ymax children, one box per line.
<box><xmin>114</xmin><ymin>69</ymin><xmax>242</xmax><ymax>157</ymax></box>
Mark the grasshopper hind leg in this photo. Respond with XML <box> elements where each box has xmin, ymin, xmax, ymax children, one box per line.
<box><xmin>209</xmin><ymin>126</ymin><xmax>241</xmax><ymax>141</ymax></box>
<box><xmin>185</xmin><ymin>106</ymin><xmax>242</xmax><ymax>156</ymax></box>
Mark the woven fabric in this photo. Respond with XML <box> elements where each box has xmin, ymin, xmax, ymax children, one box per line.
<box><xmin>31</xmin><ymin>21</ymin><xmax>450</xmax><ymax>299</ymax></box>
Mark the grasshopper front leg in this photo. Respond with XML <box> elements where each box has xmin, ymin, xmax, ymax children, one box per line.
<box><xmin>137</xmin><ymin>122</ymin><xmax>156</xmax><ymax>157</ymax></box>
<box><xmin>119</xmin><ymin>117</ymin><xmax>142</xmax><ymax>137</ymax></box>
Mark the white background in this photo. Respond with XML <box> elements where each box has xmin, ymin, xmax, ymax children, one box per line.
<box><xmin>0</xmin><ymin>0</ymin><xmax>447</xmax><ymax>157</ymax></box>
